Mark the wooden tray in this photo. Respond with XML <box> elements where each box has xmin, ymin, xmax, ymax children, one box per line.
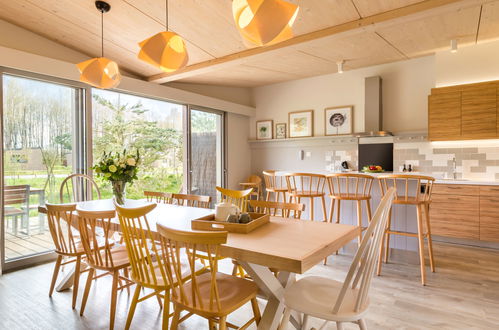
<box><xmin>191</xmin><ymin>213</ymin><xmax>270</xmax><ymax>234</ymax></box>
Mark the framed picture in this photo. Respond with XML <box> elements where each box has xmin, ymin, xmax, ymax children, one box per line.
<box><xmin>275</xmin><ymin>123</ymin><xmax>287</xmax><ymax>139</ymax></box>
<box><xmin>325</xmin><ymin>106</ymin><xmax>353</xmax><ymax>136</ymax></box>
<box><xmin>289</xmin><ymin>110</ymin><xmax>314</xmax><ymax>138</ymax></box>
<box><xmin>256</xmin><ymin>120</ymin><xmax>273</xmax><ymax>140</ymax></box>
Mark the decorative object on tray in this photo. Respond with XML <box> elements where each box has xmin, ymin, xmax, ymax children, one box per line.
<box><xmin>325</xmin><ymin>105</ymin><xmax>353</xmax><ymax>136</ymax></box>
<box><xmin>361</xmin><ymin>165</ymin><xmax>384</xmax><ymax>173</ymax></box>
<box><xmin>93</xmin><ymin>149</ymin><xmax>140</xmax><ymax>205</ymax></box>
<box><xmin>256</xmin><ymin>119</ymin><xmax>273</xmax><ymax>140</ymax></box>
<box><xmin>289</xmin><ymin>110</ymin><xmax>314</xmax><ymax>138</ymax></box>
<box><xmin>275</xmin><ymin>123</ymin><xmax>287</xmax><ymax>139</ymax></box>
<box><xmin>191</xmin><ymin>213</ymin><xmax>270</xmax><ymax>233</ymax></box>
<box><xmin>215</xmin><ymin>201</ymin><xmax>240</xmax><ymax>221</ymax></box>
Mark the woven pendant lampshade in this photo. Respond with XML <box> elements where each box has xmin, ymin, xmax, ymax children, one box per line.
<box><xmin>138</xmin><ymin>31</ymin><xmax>188</xmax><ymax>72</ymax></box>
<box><xmin>232</xmin><ymin>0</ymin><xmax>299</xmax><ymax>46</ymax></box>
<box><xmin>138</xmin><ymin>0</ymin><xmax>188</xmax><ymax>72</ymax></box>
<box><xmin>76</xmin><ymin>1</ymin><xmax>121</xmax><ymax>89</ymax></box>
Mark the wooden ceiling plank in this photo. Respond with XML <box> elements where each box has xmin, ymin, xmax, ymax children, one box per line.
<box><xmin>352</xmin><ymin>0</ymin><xmax>425</xmax><ymax>17</ymax></box>
<box><xmin>148</xmin><ymin>0</ymin><xmax>493</xmax><ymax>83</ymax></box>
<box><xmin>476</xmin><ymin>1</ymin><xmax>499</xmax><ymax>42</ymax></box>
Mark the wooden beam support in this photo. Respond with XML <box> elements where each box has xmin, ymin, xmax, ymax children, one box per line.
<box><xmin>147</xmin><ymin>0</ymin><xmax>492</xmax><ymax>84</ymax></box>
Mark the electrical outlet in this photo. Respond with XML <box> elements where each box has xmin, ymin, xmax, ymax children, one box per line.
<box><xmin>305</xmin><ymin>151</ymin><xmax>312</xmax><ymax>158</ymax></box>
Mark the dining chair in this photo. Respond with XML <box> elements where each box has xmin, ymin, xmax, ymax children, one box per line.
<box><xmin>4</xmin><ymin>185</ymin><xmax>30</xmax><ymax>236</ymax></box>
<box><xmin>285</xmin><ymin>173</ymin><xmax>327</xmax><ymax>221</ymax></box>
<box><xmin>278</xmin><ymin>188</ymin><xmax>396</xmax><ymax>330</ymax></box>
<box><xmin>216</xmin><ymin>186</ymin><xmax>253</xmax><ymax>212</ymax></box>
<box><xmin>144</xmin><ymin>190</ymin><xmax>174</xmax><ymax>204</ymax></box>
<box><xmin>239</xmin><ymin>174</ymin><xmax>262</xmax><ymax>200</ymax></box>
<box><xmin>172</xmin><ymin>193</ymin><xmax>211</xmax><ymax>208</ymax></box>
<box><xmin>377</xmin><ymin>174</ymin><xmax>436</xmax><ymax>285</ymax></box>
<box><xmin>115</xmin><ymin>202</ymin><xmax>205</xmax><ymax>330</ymax></box>
<box><xmin>60</xmin><ymin>173</ymin><xmax>101</xmax><ymax>203</ymax></box>
<box><xmin>46</xmin><ymin>203</ymin><xmax>92</xmax><ymax>309</ymax></box>
<box><xmin>248</xmin><ymin>199</ymin><xmax>305</xmax><ymax>219</ymax></box>
<box><xmin>77</xmin><ymin>208</ymin><xmax>133</xmax><ymax>330</ymax></box>
<box><xmin>157</xmin><ymin>225</ymin><xmax>261</xmax><ymax>330</ymax></box>
<box><xmin>263</xmin><ymin>170</ymin><xmax>290</xmax><ymax>203</ymax></box>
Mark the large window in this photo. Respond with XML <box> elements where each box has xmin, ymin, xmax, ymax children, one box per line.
<box><xmin>91</xmin><ymin>89</ymin><xmax>185</xmax><ymax>198</ymax></box>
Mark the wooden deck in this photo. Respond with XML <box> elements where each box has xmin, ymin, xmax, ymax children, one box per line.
<box><xmin>4</xmin><ymin>217</ymin><xmax>53</xmax><ymax>260</ymax></box>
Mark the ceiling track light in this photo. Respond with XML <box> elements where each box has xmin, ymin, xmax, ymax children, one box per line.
<box><xmin>232</xmin><ymin>0</ymin><xmax>299</xmax><ymax>47</ymax></box>
<box><xmin>76</xmin><ymin>1</ymin><xmax>121</xmax><ymax>89</ymax></box>
<box><xmin>450</xmin><ymin>39</ymin><xmax>458</xmax><ymax>53</ymax></box>
<box><xmin>337</xmin><ymin>60</ymin><xmax>344</xmax><ymax>74</ymax></box>
<box><xmin>138</xmin><ymin>0</ymin><xmax>189</xmax><ymax>72</ymax></box>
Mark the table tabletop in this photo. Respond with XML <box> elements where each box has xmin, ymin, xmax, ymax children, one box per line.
<box><xmin>40</xmin><ymin>199</ymin><xmax>359</xmax><ymax>274</ymax></box>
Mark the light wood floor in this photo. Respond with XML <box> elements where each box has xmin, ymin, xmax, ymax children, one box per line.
<box><xmin>1</xmin><ymin>241</ymin><xmax>499</xmax><ymax>329</ymax></box>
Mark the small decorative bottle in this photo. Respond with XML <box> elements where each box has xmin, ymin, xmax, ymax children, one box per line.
<box><xmin>402</xmin><ymin>164</ymin><xmax>407</xmax><ymax>172</ymax></box>
<box><xmin>408</xmin><ymin>164</ymin><xmax>413</xmax><ymax>172</ymax></box>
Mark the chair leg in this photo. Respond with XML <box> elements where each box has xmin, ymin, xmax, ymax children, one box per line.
<box><xmin>320</xmin><ymin>195</ymin><xmax>327</xmax><ymax>222</ymax></box>
<box><xmin>109</xmin><ymin>270</ymin><xmax>120</xmax><ymax>330</ymax></box>
<box><xmin>336</xmin><ymin>200</ymin><xmax>341</xmax><ymax>224</ymax></box>
<box><xmin>80</xmin><ymin>267</ymin><xmax>95</xmax><ymax>316</ymax></box>
<box><xmin>72</xmin><ymin>256</ymin><xmax>82</xmax><ymax>309</ymax></box>
<box><xmin>125</xmin><ymin>284</ymin><xmax>141</xmax><ymax>330</ymax></box>
<box><xmin>170</xmin><ymin>307</ymin><xmax>181</xmax><ymax>330</ymax></box>
<box><xmin>219</xmin><ymin>316</ymin><xmax>227</xmax><ymax>330</ymax></box>
<box><xmin>425</xmin><ymin>203</ymin><xmax>436</xmax><ymax>273</ymax></box>
<box><xmin>310</xmin><ymin>198</ymin><xmax>314</xmax><ymax>221</ymax></box>
<box><xmin>49</xmin><ymin>255</ymin><xmax>63</xmax><ymax>297</ymax></box>
<box><xmin>358</xmin><ymin>319</ymin><xmax>367</xmax><ymax>330</ymax></box>
<box><xmin>266</xmin><ymin>191</ymin><xmax>270</xmax><ymax>202</ymax></box>
<box><xmin>384</xmin><ymin>209</ymin><xmax>392</xmax><ymax>263</ymax></box>
<box><xmin>278</xmin><ymin>307</ymin><xmax>291</xmax><ymax>330</ymax></box>
<box><xmin>336</xmin><ymin>321</ymin><xmax>344</xmax><ymax>330</ymax></box>
<box><xmin>124</xmin><ymin>267</ymin><xmax>130</xmax><ymax>294</ymax></box>
<box><xmin>250</xmin><ymin>297</ymin><xmax>261</xmax><ymax>325</ymax></box>
<box><xmin>275</xmin><ymin>191</ymin><xmax>279</xmax><ymax>202</ymax></box>
<box><xmin>377</xmin><ymin>230</ymin><xmax>386</xmax><ymax>276</ymax></box>
<box><xmin>301</xmin><ymin>314</ymin><xmax>309</xmax><ymax>330</ymax></box>
<box><xmin>156</xmin><ymin>291</ymin><xmax>163</xmax><ymax>308</ymax></box>
<box><xmin>162</xmin><ymin>289</ymin><xmax>170</xmax><ymax>330</ymax></box>
<box><xmin>328</xmin><ymin>199</ymin><xmax>335</xmax><ymax>223</ymax></box>
<box><xmin>365</xmin><ymin>199</ymin><xmax>372</xmax><ymax>223</ymax></box>
<box><xmin>416</xmin><ymin>205</ymin><xmax>427</xmax><ymax>285</ymax></box>
<box><xmin>356</xmin><ymin>200</ymin><xmax>363</xmax><ymax>246</ymax></box>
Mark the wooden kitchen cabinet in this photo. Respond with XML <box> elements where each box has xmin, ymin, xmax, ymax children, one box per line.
<box><xmin>428</xmin><ymin>92</ymin><xmax>461</xmax><ymax>141</ymax></box>
<box><xmin>461</xmin><ymin>87</ymin><xmax>497</xmax><ymax>139</ymax></box>
<box><xmin>479</xmin><ymin>186</ymin><xmax>499</xmax><ymax>242</ymax></box>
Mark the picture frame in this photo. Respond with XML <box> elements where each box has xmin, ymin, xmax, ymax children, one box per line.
<box><xmin>256</xmin><ymin>119</ymin><xmax>273</xmax><ymax>140</ymax></box>
<box><xmin>275</xmin><ymin>123</ymin><xmax>287</xmax><ymax>139</ymax></box>
<box><xmin>289</xmin><ymin>110</ymin><xmax>314</xmax><ymax>138</ymax></box>
<box><xmin>324</xmin><ymin>105</ymin><xmax>353</xmax><ymax>136</ymax></box>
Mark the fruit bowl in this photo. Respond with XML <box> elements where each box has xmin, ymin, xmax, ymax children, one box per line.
<box><xmin>361</xmin><ymin>165</ymin><xmax>384</xmax><ymax>173</ymax></box>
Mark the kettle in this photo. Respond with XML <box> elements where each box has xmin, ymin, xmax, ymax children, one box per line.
<box><xmin>215</xmin><ymin>201</ymin><xmax>240</xmax><ymax>221</ymax></box>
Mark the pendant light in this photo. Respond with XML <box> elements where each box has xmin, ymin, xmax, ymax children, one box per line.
<box><xmin>232</xmin><ymin>0</ymin><xmax>299</xmax><ymax>47</ymax></box>
<box><xmin>138</xmin><ymin>0</ymin><xmax>188</xmax><ymax>72</ymax></box>
<box><xmin>76</xmin><ymin>1</ymin><xmax>121</xmax><ymax>89</ymax></box>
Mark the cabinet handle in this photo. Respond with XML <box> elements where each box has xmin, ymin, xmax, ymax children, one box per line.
<box><xmin>447</xmin><ymin>197</ymin><xmax>461</xmax><ymax>200</ymax></box>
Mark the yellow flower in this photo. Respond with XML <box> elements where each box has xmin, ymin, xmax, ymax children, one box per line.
<box><xmin>126</xmin><ymin>158</ymin><xmax>136</xmax><ymax>166</ymax></box>
<box><xmin>109</xmin><ymin>165</ymin><xmax>117</xmax><ymax>173</ymax></box>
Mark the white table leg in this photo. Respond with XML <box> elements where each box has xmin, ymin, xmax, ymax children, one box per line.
<box><xmin>239</xmin><ymin>262</ymin><xmax>301</xmax><ymax>330</ymax></box>
<box><xmin>55</xmin><ymin>262</ymin><xmax>88</xmax><ymax>292</ymax></box>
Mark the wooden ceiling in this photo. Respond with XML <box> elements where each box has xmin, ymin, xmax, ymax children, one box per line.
<box><xmin>1</xmin><ymin>0</ymin><xmax>499</xmax><ymax>87</ymax></box>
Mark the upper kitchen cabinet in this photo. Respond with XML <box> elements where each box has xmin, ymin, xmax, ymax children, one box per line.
<box><xmin>428</xmin><ymin>80</ymin><xmax>499</xmax><ymax>141</ymax></box>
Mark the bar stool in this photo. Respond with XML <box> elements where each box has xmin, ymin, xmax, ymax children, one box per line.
<box><xmin>377</xmin><ymin>174</ymin><xmax>436</xmax><ymax>285</ymax></box>
<box><xmin>285</xmin><ymin>173</ymin><xmax>327</xmax><ymax>221</ymax></box>
<box><xmin>263</xmin><ymin>170</ymin><xmax>290</xmax><ymax>202</ymax></box>
<box><xmin>326</xmin><ymin>173</ymin><xmax>375</xmax><ymax>244</ymax></box>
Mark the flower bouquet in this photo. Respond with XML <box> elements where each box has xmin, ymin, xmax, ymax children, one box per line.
<box><xmin>93</xmin><ymin>150</ymin><xmax>140</xmax><ymax>205</ymax></box>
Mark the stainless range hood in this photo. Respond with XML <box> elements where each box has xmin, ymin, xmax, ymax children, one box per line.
<box><xmin>356</xmin><ymin>76</ymin><xmax>392</xmax><ymax>137</ymax></box>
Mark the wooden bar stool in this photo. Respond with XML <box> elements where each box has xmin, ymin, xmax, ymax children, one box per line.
<box><xmin>377</xmin><ymin>174</ymin><xmax>436</xmax><ymax>285</ymax></box>
<box><xmin>263</xmin><ymin>170</ymin><xmax>290</xmax><ymax>203</ymax></box>
<box><xmin>326</xmin><ymin>173</ymin><xmax>375</xmax><ymax>245</ymax></box>
<box><xmin>239</xmin><ymin>174</ymin><xmax>262</xmax><ymax>200</ymax></box>
<box><xmin>285</xmin><ymin>173</ymin><xmax>327</xmax><ymax>221</ymax></box>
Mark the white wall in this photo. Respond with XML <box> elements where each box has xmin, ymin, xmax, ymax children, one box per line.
<box><xmin>251</xmin><ymin>55</ymin><xmax>435</xmax><ymax>138</ymax></box>
<box><xmin>226</xmin><ymin>113</ymin><xmax>251</xmax><ymax>189</ymax></box>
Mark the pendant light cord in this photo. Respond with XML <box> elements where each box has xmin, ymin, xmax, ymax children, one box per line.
<box><xmin>165</xmin><ymin>0</ymin><xmax>169</xmax><ymax>31</ymax></box>
<box><xmin>101</xmin><ymin>10</ymin><xmax>104</xmax><ymax>57</ymax></box>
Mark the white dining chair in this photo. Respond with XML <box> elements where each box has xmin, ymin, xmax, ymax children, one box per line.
<box><xmin>278</xmin><ymin>188</ymin><xmax>396</xmax><ymax>330</ymax></box>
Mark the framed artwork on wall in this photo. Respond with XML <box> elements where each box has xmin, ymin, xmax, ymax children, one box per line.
<box><xmin>325</xmin><ymin>105</ymin><xmax>353</xmax><ymax>136</ymax></box>
<box><xmin>256</xmin><ymin>119</ymin><xmax>273</xmax><ymax>140</ymax></box>
<box><xmin>275</xmin><ymin>123</ymin><xmax>287</xmax><ymax>139</ymax></box>
<box><xmin>289</xmin><ymin>110</ymin><xmax>314</xmax><ymax>138</ymax></box>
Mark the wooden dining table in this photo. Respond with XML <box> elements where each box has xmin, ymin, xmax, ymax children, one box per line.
<box><xmin>40</xmin><ymin>199</ymin><xmax>359</xmax><ymax>330</ymax></box>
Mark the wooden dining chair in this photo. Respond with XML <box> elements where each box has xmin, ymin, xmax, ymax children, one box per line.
<box><xmin>144</xmin><ymin>190</ymin><xmax>174</xmax><ymax>204</ymax></box>
<box><xmin>285</xmin><ymin>173</ymin><xmax>327</xmax><ymax>221</ymax></box>
<box><xmin>249</xmin><ymin>200</ymin><xmax>305</xmax><ymax>219</ymax></box>
<box><xmin>377</xmin><ymin>174</ymin><xmax>436</xmax><ymax>285</ymax></box>
<box><xmin>278</xmin><ymin>188</ymin><xmax>396</xmax><ymax>330</ymax></box>
<box><xmin>115</xmin><ymin>202</ymin><xmax>205</xmax><ymax>330</ymax></box>
<box><xmin>46</xmin><ymin>203</ymin><xmax>91</xmax><ymax>309</ymax></box>
<box><xmin>239</xmin><ymin>174</ymin><xmax>262</xmax><ymax>200</ymax></box>
<box><xmin>157</xmin><ymin>225</ymin><xmax>261</xmax><ymax>330</ymax></box>
<box><xmin>216</xmin><ymin>186</ymin><xmax>253</xmax><ymax>212</ymax></box>
<box><xmin>77</xmin><ymin>208</ymin><xmax>134</xmax><ymax>330</ymax></box>
<box><xmin>263</xmin><ymin>170</ymin><xmax>289</xmax><ymax>203</ymax></box>
<box><xmin>172</xmin><ymin>193</ymin><xmax>211</xmax><ymax>208</ymax></box>
<box><xmin>60</xmin><ymin>173</ymin><xmax>101</xmax><ymax>203</ymax></box>
<box><xmin>4</xmin><ymin>185</ymin><xmax>30</xmax><ymax>236</ymax></box>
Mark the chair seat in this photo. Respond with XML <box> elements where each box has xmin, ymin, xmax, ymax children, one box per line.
<box><xmin>290</xmin><ymin>190</ymin><xmax>325</xmax><ymax>197</ymax></box>
<box><xmin>172</xmin><ymin>272</ymin><xmax>258</xmax><ymax>317</ymax></box>
<box><xmin>329</xmin><ymin>194</ymin><xmax>371</xmax><ymax>201</ymax></box>
<box><xmin>266</xmin><ymin>188</ymin><xmax>289</xmax><ymax>193</ymax></box>
<box><xmin>90</xmin><ymin>245</ymin><xmax>130</xmax><ymax>271</ymax></box>
<box><xmin>56</xmin><ymin>235</ymin><xmax>110</xmax><ymax>257</ymax></box>
<box><xmin>4</xmin><ymin>207</ymin><xmax>25</xmax><ymax>216</ymax></box>
<box><xmin>283</xmin><ymin>276</ymin><xmax>369</xmax><ymax>322</ymax></box>
<box><xmin>393</xmin><ymin>196</ymin><xmax>429</xmax><ymax>205</ymax></box>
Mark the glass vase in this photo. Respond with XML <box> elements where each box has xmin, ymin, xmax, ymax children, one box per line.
<box><xmin>112</xmin><ymin>180</ymin><xmax>126</xmax><ymax>205</ymax></box>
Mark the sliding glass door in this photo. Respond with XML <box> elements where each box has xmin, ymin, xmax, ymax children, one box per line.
<box><xmin>1</xmin><ymin>72</ymin><xmax>83</xmax><ymax>268</ymax></box>
<box><xmin>188</xmin><ymin>108</ymin><xmax>225</xmax><ymax>205</ymax></box>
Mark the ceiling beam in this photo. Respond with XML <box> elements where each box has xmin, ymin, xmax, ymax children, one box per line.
<box><xmin>147</xmin><ymin>0</ymin><xmax>493</xmax><ymax>84</ymax></box>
